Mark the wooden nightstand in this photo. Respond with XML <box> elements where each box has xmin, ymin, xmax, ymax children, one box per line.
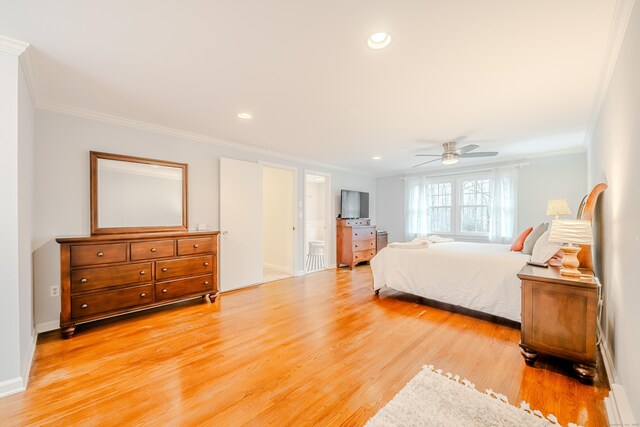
<box><xmin>517</xmin><ymin>264</ymin><xmax>599</xmax><ymax>383</ymax></box>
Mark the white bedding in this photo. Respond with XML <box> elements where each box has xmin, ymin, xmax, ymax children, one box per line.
<box><xmin>370</xmin><ymin>242</ymin><xmax>531</xmax><ymax>322</ymax></box>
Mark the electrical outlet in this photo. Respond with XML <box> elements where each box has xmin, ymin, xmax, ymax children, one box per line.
<box><xmin>50</xmin><ymin>286</ymin><xmax>59</xmax><ymax>297</ymax></box>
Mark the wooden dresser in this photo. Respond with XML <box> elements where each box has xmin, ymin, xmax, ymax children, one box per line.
<box><xmin>56</xmin><ymin>231</ymin><xmax>219</xmax><ymax>338</ymax></box>
<box><xmin>337</xmin><ymin>218</ymin><xmax>377</xmax><ymax>269</ymax></box>
<box><xmin>517</xmin><ymin>264</ymin><xmax>599</xmax><ymax>383</ymax></box>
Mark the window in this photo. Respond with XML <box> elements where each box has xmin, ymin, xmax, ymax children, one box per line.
<box><xmin>405</xmin><ymin>168</ymin><xmax>517</xmax><ymax>243</ymax></box>
<box><xmin>426</xmin><ymin>182</ymin><xmax>452</xmax><ymax>232</ymax></box>
<box><xmin>460</xmin><ymin>178</ymin><xmax>492</xmax><ymax>233</ymax></box>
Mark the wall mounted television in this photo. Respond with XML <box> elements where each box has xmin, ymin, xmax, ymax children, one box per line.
<box><xmin>340</xmin><ymin>190</ymin><xmax>369</xmax><ymax>219</ymax></box>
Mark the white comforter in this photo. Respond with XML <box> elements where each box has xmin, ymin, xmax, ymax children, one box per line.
<box><xmin>370</xmin><ymin>242</ymin><xmax>531</xmax><ymax>322</ymax></box>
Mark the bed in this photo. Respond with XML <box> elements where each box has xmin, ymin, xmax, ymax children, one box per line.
<box><xmin>370</xmin><ymin>183</ymin><xmax>607</xmax><ymax>323</ymax></box>
<box><xmin>371</xmin><ymin>242</ymin><xmax>529</xmax><ymax>321</ymax></box>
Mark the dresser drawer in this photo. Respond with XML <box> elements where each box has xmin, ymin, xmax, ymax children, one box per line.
<box><xmin>177</xmin><ymin>237</ymin><xmax>214</xmax><ymax>256</ymax></box>
<box><xmin>71</xmin><ymin>262</ymin><xmax>152</xmax><ymax>293</ymax></box>
<box><xmin>130</xmin><ymin>240</ymin><xmax>175</xmax><ymax>261</ymax></box>
<box><xmin>70</xmin><ymin>243</ymin><xmax>127</xmax><ymax>267</ymax></box>
<box><xmin>352</xmin><ymin>227</ymin><xmax>376</xmax><ymax>241</ymax></box>
<box><xmin>156</xmin><ymin>274</ymin><xmax>213</xmax><ymax>301</ymax></box>
<box><xmin>156</xmin><ymin>255</ymin><xmax>213</xmax><ymax>280</ymax></box>
<box><xmin>71</xmin><ymin>284</ymin><xmax>153</xmax><ymax>318</ymax></box>
<box><xmin>352</xmin><ymin>238</ymin><xmax>375</xmax><ymax>252</ymax></box>
<box><xmin>353</xmin><ymin>249</ymin><xmax>375</xmax><ymax>264</ymax></box>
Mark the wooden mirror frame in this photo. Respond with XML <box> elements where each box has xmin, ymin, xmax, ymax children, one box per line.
<box><xmin>90</xmin><ymin>151</ymin><xmax>188</xmax><ymax>235</ymax></box>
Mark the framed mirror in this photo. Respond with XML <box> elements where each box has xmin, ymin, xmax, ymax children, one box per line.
<box><xmin>90</xmin><ymin>152</ymin><xmax>188</xmax><ymax>234</ymax></box>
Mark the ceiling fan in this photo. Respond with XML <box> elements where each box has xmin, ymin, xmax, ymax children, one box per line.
<box><xmin>413</xmin><ymin>141</ymin><xmax>498</xmax><ymax>168</ymax></box>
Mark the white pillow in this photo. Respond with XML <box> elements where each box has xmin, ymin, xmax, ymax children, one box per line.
<box><xmin>531</xmin><ymin>230</ymin><xmax>561</xmax><ymax>263</ymax></box>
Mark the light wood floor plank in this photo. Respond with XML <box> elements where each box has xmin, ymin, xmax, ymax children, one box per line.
<box><xmin>0</xmin><ymin>266</ymin><xmax>608</xmax><ymax>426</ymax></box>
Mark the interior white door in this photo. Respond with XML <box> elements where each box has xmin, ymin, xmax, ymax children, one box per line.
<box><xmin>219</xmin><ymin>158</ymin><xmax>263</xmax><ymax>291</ymax></box>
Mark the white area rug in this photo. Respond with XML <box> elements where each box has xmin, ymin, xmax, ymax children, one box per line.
<box><xmin>366</xmin><ymin>365</ymin><xmax>582</xmax><ymax>427</ymax></box>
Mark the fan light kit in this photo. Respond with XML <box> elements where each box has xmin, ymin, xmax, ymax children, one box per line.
<box><xmin>413</xmin><ymin>141</ymin><xmax>498</xmax><ymax>168</ymax></box>
<box><xmin>368</xmin><ymin>32</ymin><xmax>391</xmax><ymax>49</ymax></box>
<box><xmin>372</xmin><ymin>156</ymin><xmax>382</xmax><ymax>160</ymax></box>
<box><xmin>237</xmin><ymin>113</ymin><xmax>252</xmax><ymax>119</ymax></box>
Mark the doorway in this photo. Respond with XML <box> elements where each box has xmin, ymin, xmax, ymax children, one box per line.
<box><xmin>304</xmin><ymin>171</ymin><xmax>331</xmax><ymax>273</ymax></box>
<box><xmin>262</xmin><ymin>165</ymin><xmax>296</xmax><ymax>283</ymax></box>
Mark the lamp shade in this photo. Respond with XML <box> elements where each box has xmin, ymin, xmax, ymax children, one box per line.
<box><xmin>548</xmin><ymin>219</ymin><xmax>593</xmax><ymax>245</ymax></box>
<box><xmin>546</xmin><ymin>199</ymin><xmax>572</xmax><ymax>216</ymax></box>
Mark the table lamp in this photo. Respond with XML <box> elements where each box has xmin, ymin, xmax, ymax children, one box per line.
<box><xmin>548</xmin><ymin>219</ymin><xmax>593</xmax><ymax>277</ymax></box>
<box><xmin>546</xmin><ymin>199</ymin><xmax>572</xmax><ymax>219</ymax></box>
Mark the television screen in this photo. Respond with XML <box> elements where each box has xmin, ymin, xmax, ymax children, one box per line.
<box><xmin>341</xmin><ymin>190</ymin><xmax>369</xmax><ymax>218</ymax></box>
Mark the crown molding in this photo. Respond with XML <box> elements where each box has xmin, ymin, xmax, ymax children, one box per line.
<box><xmin>19</xmin><ymin>46</ymin><xmax>40</xmax><ymax>105</ymax></box>
<box><xmin>37</xmin><ymin>101</ymin><xmax>374</xmax><ymax>177</ymax></box>
<box><xmin>583</xmin><ymin>0</ymin><xmax>636</xmax><ymax>148</ymax></box>
<box><xmin>0</xmin><ymin>35</ymin><xmax>29</xmax><ymax>56</ymax></box>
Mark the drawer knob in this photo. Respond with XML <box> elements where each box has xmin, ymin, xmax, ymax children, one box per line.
<box><xmin>80</xmin><ymin>278</ymin><xmax>88</xmax><ymax>283</ymax></box>
<box><xmin>162</xmin><ymin>289</ymin><xmax>167</xmax><ymax>293</ymax></box>
<box><xmin>355</xmin><ymin>233</ymin><xmax>358</xmax><ymax>236</ymax></box>
<box><xmin>162</xmin><ymin>267</ymin><xmax>168</xmax><ymax>272</ymax></box>
<box><xmin>204</xmin><ymin>281</ymin><xmax>209</xmax><ymax>285</ymax></box>
<box><xmin>81</xmin><ymin>303</ymin><xmax>88</xmax><ymax>309</ymax></box>
<box><xmin>204</xmin><ymin>262</ymin><xmax>209</xmax><ymax>267</ymax></box>
<box><xmin>193</xmin><ymin>244</ymin><xmax>199</xmax><ymax>248</ymax></box>
<box><xmin>151</xmin><ymin>248</ymin><xmax>157</xmax><ymax>252</ymax></box>
<box><xmin>97</xmin><ymin>252</ymin><xmax>104</xmax><ymax>257</ymax></box>
<box><xmin>140</xmin><ymin>293</ymin><xmax>147</xmax><ymax>297</ymax></box>
<box><xmin>355</xmin><ymin>244</ymin><xmax>358</xmax><ymax>248</ymax></box>
<box><xmin>140</xmin><ymin>271</ymin><xmax>145</xmax><ymax>275</ymax></box>
<box><xmin>355</xmin><ymin>256</ymin><xmax>358</xmax><ymax>259</ymax></box>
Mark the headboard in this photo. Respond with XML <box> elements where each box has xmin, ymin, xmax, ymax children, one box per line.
<box><xmin>577</xmin><ymin>183</ymin><xmax>607</xmax><ymax>271</ymax></box>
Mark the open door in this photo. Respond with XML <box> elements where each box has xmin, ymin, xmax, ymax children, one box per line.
<box><xmin>219</xmin><ymin>158</ymin><xmax>263</xmax><ymax>291</ymax></box>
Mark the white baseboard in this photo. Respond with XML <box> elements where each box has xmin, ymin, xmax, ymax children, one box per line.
<box><xmin>295</xmin><ymin>270</ymin><xmax>306</xmax><ymax>276</ymax></box>
<box><xmin>21</xmin><ymin>331</ymin><xmax>38</xmax><ymax>389</ymax></box>
<box><xmin>599</xmin><ymin>325</ymin><xmax>637</xmax><ymax>426</ymax></box>
<box><xmin>0</xmin><ymin>377</ymin><xmax>25</xmax><ymax>398</ymax></box>
<box><xmin>0</xmin><ymin>330</ymin><xmax>39</xmax><ymax>399</ymax></box>
<box><xmin>263</xmin><ymin>263</ymin><xmax>293</xmax><ymax>275</ymax></box>
<box><xmin>36</xmin><ymin>320</ymin><xmax>59</xmax><ymax>333</ymax></box>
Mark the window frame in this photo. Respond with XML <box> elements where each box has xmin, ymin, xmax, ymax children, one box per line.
<box><xmin>423</xmin><ymin>171</ymin><xmax>493</xmax><ymax>240</ymax></box>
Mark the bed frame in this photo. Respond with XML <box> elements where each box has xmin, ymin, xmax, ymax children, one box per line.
<box><xmin>577</xmin><ymin>183</ymin><xmax>607</xmax><ymax>271</ymax></box>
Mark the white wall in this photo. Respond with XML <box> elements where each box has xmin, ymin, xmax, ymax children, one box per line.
<box><xmin>0</xmin><ymin>50</ymin><xmax>35</xmax><ymax>396</ymax></box>
<box><xmin>33</xmin><ymin>110</ymin><xmax>376</xmax><ymax>330</ymax></box>
<box><xmin>375</xmin><ymin>152</ymin><xmax>587</xmax><ymax>243</ymax></box>
<box><xmin>18</xmin><ymin>56</ymin><xmax>35</xmax><ymax>385</ymax></box>
<box><xmin>263</xmin><ymin>166</ymin><xmax>294</xmax><ymax>272</ymax></box>
<box><xmin>518</xmin><ymin>153</ymin><xmax>587</xmax><ymax>229</ymax></box>
<box><xmin>587</xmin><ymin>1</ymin><xmax>640</xmax><ymax>417</ymax></box>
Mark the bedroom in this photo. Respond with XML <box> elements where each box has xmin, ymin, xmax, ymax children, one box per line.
<box><xmin>1</xmin><ymin>1</ymin><xmax>639</xmax><ymax>426</ymax></box>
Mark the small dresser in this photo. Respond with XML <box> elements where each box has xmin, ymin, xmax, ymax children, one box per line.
<box><xmin>57</xmin><ymin>231</ymin><xmax>219</xmax><ymax>338</ymax></box>
<box><xmin>337</xmin><ymin>218</ymin><xmax>377</xmax><ymax>269</ymax></box>
<box><xmin>517</xmin><ymin>264</ymin><xmax>599</xmax><ymax>383</ymax></box>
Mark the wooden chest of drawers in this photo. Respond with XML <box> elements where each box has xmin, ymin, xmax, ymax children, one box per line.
<box><xmin>337</xmin><ymin>218</ymin><xmax>377</xmax><ymax>269</ymax></box>
<box><xmin>57</xmin><ymin>231</ymin><xmax>219</xmax><ymax>338</ymax></box>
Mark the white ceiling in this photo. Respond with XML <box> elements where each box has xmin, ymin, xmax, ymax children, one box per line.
<box><xmin>0</xmin><ymin>1</ymin><xmax>617</xmax><ymax>175</ymax></box>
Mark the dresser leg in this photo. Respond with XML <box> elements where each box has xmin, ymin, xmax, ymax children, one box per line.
<box><xmin>207</xmin><ymin>292</ymin><xmax>219</xmax><ymax>303</ymax></box>
<box><xmin>374</xmin><ymin>289</ymin><xmax>380</xmax><ymax>295</ymax></box>
<box><xmin>573</xmin><ymin>363</ymin><xmax>596</xmax><ymax>384</ymax></box>
<box><xmin>519</xmin><ymin>344</ymin><xmax>538</xmax><ymax>366</ymax></box>
<box><xmin>61</xmin><ymin>323</ymin><xmax>76</xmax><ymax>339</ymax></box>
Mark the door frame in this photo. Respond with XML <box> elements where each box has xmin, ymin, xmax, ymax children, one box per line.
<box><xmin>259</xmin><ymin>161</ymin><xmax>299</xmax><ymax>276</ymax></box>
<box><xmin>303</xmin><ymin>169</ymin><xmax>332</xmax><ymax>272</ymax></box>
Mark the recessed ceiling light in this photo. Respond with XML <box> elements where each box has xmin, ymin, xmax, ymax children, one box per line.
<box><xmin>368</xmin><ymin>32</ymin><xmax>391</xmax><ymax>49</ymax></box>
<box><xmin>372</xmin><ymin>156</ymin><xmax>382</xmax><ymax>160</ymax></box>
<box><xmin>238</xmin><ymin>113</ymin><xmax>252</xmax><ymax>119</ymax></box>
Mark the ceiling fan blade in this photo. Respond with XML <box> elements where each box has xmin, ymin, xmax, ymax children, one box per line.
<box><xmin>415</xmin><ymin>154</ymin><xmax>444</xmax><ymax>157</ymax></box>
<box><xmin>412</xmin><ymin>158</ymin><xmax>442</xmax><ymax>168</ymax></box>
<box><xmin>455</xmin><ymin>144</ymin><xmax>479</xmax><ymax>154</ymax></box>
<box><xmin>458</xmin><ymin>151</ymin><xmax>498</xmax><ymax>158</ymax></box>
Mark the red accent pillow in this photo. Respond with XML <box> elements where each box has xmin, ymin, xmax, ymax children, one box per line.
<box><xmin>511</xmin><ymin>227</ymin><xmax>533</xmax><ymax>251</ymax></box>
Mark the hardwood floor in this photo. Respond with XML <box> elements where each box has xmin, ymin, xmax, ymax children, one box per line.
<box><xmin>1</xmin><ymin>266</ymin><xmax>608</xmax><ymax>426</ymax></box>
